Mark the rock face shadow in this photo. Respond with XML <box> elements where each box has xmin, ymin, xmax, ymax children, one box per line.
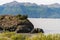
<box><xmin>0</xmin><ymin>15</ymin><xmax>44</xmax><ymax>33</ymax></box>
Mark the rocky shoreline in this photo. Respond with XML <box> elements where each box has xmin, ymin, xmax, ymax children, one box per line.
<box><xmin>0</xmin><ymin>14</ymin><xmax>44</xmax><ymax>33</ymax></box>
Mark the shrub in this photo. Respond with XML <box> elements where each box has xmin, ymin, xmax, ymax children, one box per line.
<box><xmin>16</xmin><ymin>14</ymin><xmax>28</xmax><ymax>20</ymax></box>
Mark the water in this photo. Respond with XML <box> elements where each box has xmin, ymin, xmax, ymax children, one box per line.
<box><xmin>28</xmin><ymin>18</ymin><xmax>60</xmax><ymax>34</ymax></box>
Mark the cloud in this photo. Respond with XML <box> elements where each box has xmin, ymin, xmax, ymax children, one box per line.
<box><xmin>0</xmin><ymin>0</ymin><xmax>14</xmax><ymax>5</ymax></box>
<box><xmin>0</xmin><ymin>0</ymin><xmax>60</xmax><ymax>5</ymax></box>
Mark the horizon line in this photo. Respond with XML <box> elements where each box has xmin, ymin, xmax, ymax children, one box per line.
<box><xmin>0</xmin><ymin>1</ymin><xmax>60</xmax><ymax>5</ymax></box>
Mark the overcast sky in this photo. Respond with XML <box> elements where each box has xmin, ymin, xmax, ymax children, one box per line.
<box><xmin>0</xmin><ymin>0</ymin><xmax>60</xmax><ymax>5</ymax></box>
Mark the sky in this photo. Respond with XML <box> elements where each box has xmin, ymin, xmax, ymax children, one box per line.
<box><xmin>0</xmin><ymin>0</ymin><xmax>60</xmax><ymax>5</ymax></box>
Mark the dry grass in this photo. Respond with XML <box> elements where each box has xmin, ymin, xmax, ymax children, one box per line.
<box><xmin>0</xmin><ymin>32</ymin><xmax>60</xmax><ymax>40</ymax></box>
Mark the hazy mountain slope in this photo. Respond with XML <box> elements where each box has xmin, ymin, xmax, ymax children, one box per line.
<box><xmin>0</xmin><ymin>1</ymin><xmax>60</xmax><ymax>18</ymax></box>
<box><xmin>0</xmin><ymin>1</ymin><xmax>40</xmax><ymax>18</ymax></box>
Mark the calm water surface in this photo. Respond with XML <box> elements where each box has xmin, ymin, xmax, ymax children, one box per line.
<box><xmin>28</xmin><ymin>18</ymin><xmax>60</xmax><ymax>34</ymax></box>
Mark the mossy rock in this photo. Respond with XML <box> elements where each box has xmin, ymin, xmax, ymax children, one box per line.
<box><xmin>0</xmin><ymin>14</ymin><xmax>34</xmax><ymax>33</ymax></box>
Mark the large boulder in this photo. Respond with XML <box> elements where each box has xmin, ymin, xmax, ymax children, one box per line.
<box><xmin>0</xmin><ymin>15</ymin><xmax>44</xmax><ymax>33</ymax></box>
<box><xmin>30</xmin><ymin>28</ymin><xmax>44</xmax><ymax>33</ymax></box>
<box><xmin>0</xmin><ymin>15</ymin><xmax>34</xmax><ymax>33</ymax></box>
<box><xmin>16</xmin><ymin>21</ymin><xmax>34</xmax><ymax>33</ymax></box>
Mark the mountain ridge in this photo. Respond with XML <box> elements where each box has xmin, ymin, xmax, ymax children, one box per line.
<box><xmin>0</xmin><ymin>1</ymin><xmax>60</xmax><ymax>18</ymax></box>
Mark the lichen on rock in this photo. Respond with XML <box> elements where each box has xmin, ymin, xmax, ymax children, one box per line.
<box><xmin>0</xmin><ymin>14</ymin><xmax>44</xmax><ymax>33</ymax></box>
<box><xmin>0</xmin><ymin>14</ymin><xmax>34</xmax><ymax>33</ymax></box>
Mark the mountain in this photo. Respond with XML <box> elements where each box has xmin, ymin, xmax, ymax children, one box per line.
<box><xmin>48</xmin><ymin>3</ymin><xmax>60</xmax><ymax>8</ymax></box>
<box><xmin>40</xmin><ymin>3</ymin><xmax>60</xmax><ymax>18</ymax></box>
<box><xmin>0</xmin><ymin>1</ymin><xmax>60</xmax><ymax>18</ymax></box>
<box><xmin>0</xmin><ymin>1</ymin><xmax>40</xmax><ymax>18</ymax></box>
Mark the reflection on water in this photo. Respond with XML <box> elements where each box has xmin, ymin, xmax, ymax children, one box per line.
<box><xmin>28</xmin><ymin>18</ymin><xmax>60</xmax><ymax>34</ymax></box>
